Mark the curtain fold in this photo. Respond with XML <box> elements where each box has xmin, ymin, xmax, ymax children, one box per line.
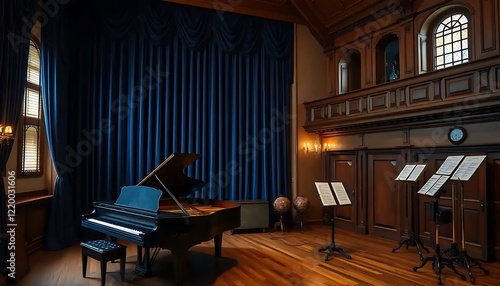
<box><xmin>0</xmin><ymin>0</ymin><xmax>37</xmax><ymax>274</ymax></box>
<box><xmin>40</xmin><ymin>0</ymin><xmax>79</xmax><ymax>249</ymax></box>
<box><xmin>41</xmin><ymin>0</ymin><xmax>293</xmax><ymax>249</ymax></box>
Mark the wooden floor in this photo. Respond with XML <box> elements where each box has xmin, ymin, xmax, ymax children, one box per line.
<box><xmin>19</xmin><ymin>226</ymin><xmax>500</xmax><ymax>286</ymax></box>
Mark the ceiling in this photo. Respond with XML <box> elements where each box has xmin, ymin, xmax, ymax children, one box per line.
<box><xmin>164</xmin><ymin>0</ymin><xmax>414</xmax><ymax>49</ymax></box>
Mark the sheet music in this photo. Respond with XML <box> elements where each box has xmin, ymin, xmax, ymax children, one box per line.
<box><xmin>406</xmin><ymin>164</ymin><xmax>426</xmax><ymax>182</ymax></box>
<box><xmin>425</xmin><ymin>175</ymin><xmax>449</xmax><ymax>197</ymax></box>
<box><xmin>435</xmin><ymin>155</ymin><xmax>464</xmax><ymax>175</ymax></box>
<box><xmin>417</xmin><ymin>174</ymin><xmax>441</xmax><ymax>195</ymax></box>
<box><xmin>450</xmin><ymin>155</ymin><xmax>486</xmax><ymax>181</ymax></box>
<box><xmin>315</xmin><ymin>182</ymin><xmax>337</xmax><ymax>206</ymax></box>
<box><xmin>331</xmin><ymin>182</ymin><xmax>351</xmax><ymax>205</ymax></box>
<box><xmin>395</xmin><ymin>164</ymin><xmax>416</xmax><ymax>181</ymax></box>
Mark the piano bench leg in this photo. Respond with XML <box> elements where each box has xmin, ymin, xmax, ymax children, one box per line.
<box><xmin>120</xmin><ymin>257</ymin><xmax>125</xmax><ymax>282</ymax></box>
<box><xmin>100</xmin><ymin>261</ymin><xmax>107</xmax><ymax>286</ymax></box>
<box><xmin>82</xmin><ymin>254</ymin><xmax>88</xmax><ymax>277</ymax></box>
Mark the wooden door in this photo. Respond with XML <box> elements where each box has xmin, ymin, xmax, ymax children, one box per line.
<box><xmin>367</xmin><ymin>153</ymin><xmax>401</xmax><ymax>241</ymax></box>
<box><xmin>416</xmin><ymin>151</ymin><xmax>488</xmax><ymax>260</ymax></box>
<box><xmin>326</xmin><ymin>153</ymin><xmax>357</xmax><ymax>231</ymax></box>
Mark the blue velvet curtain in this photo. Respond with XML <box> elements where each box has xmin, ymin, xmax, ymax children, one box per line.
<box><xmin>0</xmin><ymin>0</ymin><xmax>37</xmax><ymax>274</ymax></box>
<box><xmin>40</xmin><ymin>0</ymin><xmax>79</xmax><ymax>250</ymax></box>
<box><xmin>42</xmin><ymin>0</ymin><xmax>293</xmax><ymax>249</ymax></box>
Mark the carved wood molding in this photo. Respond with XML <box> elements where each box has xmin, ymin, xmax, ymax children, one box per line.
<box><xmin>289</xmin><ymin>0</ymin><xmax>331</xmax><ymax>49</ymax></box>
<box><xmin>303</xmin><ymin>60</ymin><xmax>500</xmax><ymax>136</ymax></box>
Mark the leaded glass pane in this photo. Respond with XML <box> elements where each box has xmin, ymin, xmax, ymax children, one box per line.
<box><xmin>444</xmin><ymin>34</ymin><xmax>452</xmax><ymax>44</ymax></box>
<box><xmin>434</xmin><ymin>13</ymin><xmax>469</xmax><ymax>70</ymax></box>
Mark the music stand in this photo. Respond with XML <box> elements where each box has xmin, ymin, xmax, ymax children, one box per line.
<box><xmin>413</xmin><ymin>157</ymin><xmax>467</xmax><ymax>285</ymax></box>
<box><xmin>392</xmin><ymin>164</ymin><xmax>429</xmax><ymax>260</ymax></box>
<box><xmin>315</xmin><ymin>182</ymin><xmax>352</xmax><ymax>261</ymax></box>
<box><xmin>446</xmin><ymin>155</ymin><xmax>490</xmax><ymax>284</ymax></box>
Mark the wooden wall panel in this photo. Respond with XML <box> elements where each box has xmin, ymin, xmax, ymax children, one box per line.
<box><xmin>475</xmin><ymin>0</ymin><xmax>499</xmax><ymax>58</ymax></box>
<box><xmin>403</xmin><ymin>23</ymin><xmax>414</xmax><ymax>77</ymax></box>
<box><xmin>347</xmin><ymin>98</ymin><xmax>362</xmax><ymax>115</ymax></box>
<box><xmin>487</xmin><ymin>154</ymin><xmax>500</xmax><ymax>261</ymax></box>
<box><xmin>368</xmin><ymin>92</ymin><xmax>388</xmax><ymax>111</ymax></box>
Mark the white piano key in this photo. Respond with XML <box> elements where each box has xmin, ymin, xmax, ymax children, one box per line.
<box><xmin>87</xmin><ymin>218</ymin><xmax>144</xmax><ymax>235</ymax></box>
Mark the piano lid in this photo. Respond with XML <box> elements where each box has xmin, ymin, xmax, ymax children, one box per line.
<box><xmin>137</xmin><ymin>153</ymin><xmax>206</xmax><ymax>198</ymax></box>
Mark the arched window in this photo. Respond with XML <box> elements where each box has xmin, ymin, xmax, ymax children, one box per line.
<box><xmin>418</xmin><ymin>7</ymin><xmax>471</xmax><ymax>73</ymax></box>
<box><xmin>376</xmin><ymin>34</ymin><xmax>399</xmax><ymax>84</ymax></box>
<box><xmin>434</xmin><ymin>13</ymin><xmax>469</xmax><ymax>70</ymax></box>
<box><xmin>338</xmin><ymin>50</ymin><xmax>361</xmax><ymax>94</ymax></box>
<box><xmin>19</xmin><ymin>40</ymin><xmax>43</xmax><ymax>176</ymax></box>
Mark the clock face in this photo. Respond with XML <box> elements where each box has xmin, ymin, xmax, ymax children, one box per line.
<box><xmin>449</xmin><ymin>127</ymin><xmax>466</xmax><ymax>144</ymax></box>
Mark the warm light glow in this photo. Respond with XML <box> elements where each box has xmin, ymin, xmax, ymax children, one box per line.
<box><xmin>323</xmin><ymin>143</ymin><xmax>330</xmax><ymax>151</ymax></box>
<box><xmin>0</xmin><ymin>124</ymin><xmax>15</xmax><ymax>145</ymax></box>
<box><xmin>4</xmin><ymin>125</ymin><xmax>13</xmax><ymax>134</ymax></box>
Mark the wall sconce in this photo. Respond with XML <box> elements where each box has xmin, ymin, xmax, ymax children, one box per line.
<box><xmin>0</xmin><ymin>124</ymin><xmax>14</xmax><ymax>145</ymax></box>
<box><xmin>303</xmin><ymin>142</ymin><xmax>321</xmax><ymax>154</ymax></box>
<box><xmin>303</xmin><ymin>137</ymin><xmax>330</xmax><ymax>155</ymax></box>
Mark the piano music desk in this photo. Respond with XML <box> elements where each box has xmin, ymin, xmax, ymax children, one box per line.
<box><xmin>81</xmin><ymin>240</ymin><xmax>126</xmax><ymax>286</ymax></box>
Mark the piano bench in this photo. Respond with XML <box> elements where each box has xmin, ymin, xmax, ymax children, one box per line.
<box><xmin>81</xmin><ymin>240</ymin><xmax>127</xmax><ymax>286</ymax></box>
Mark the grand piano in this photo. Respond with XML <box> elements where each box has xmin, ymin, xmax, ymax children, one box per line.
<box><xmin>81</xmin><ymin>153</ymin><xmax>241</xmax><ymax>282</ymax></box>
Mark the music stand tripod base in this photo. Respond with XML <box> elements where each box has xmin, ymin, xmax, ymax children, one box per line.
<box><xmin>450</xmin><ymin>249</ymin><xmax>490</xmax><ymax>284</ymax></box>
<box><xmin>318</xmin><ymin>243</ymin><xmax>351</xmax><ymax>261</ymax></box>
<box><xmin>413</xmin><ymin>244</ymin><xmax>466</xmax><ymax>285</ymax></box>
<box><xmin>392</xmin><ymin>233</ymin><xmax>429</xmax><ymax>261</ymax></box>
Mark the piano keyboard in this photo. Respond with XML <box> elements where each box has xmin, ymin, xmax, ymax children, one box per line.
<box><xmin>87</xmin><ymin>218</ymin><xmax>145</xmax><ymax>235</ymax></box>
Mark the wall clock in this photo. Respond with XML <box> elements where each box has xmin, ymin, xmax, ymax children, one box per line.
<box><xmin>448</xmin><ymin>127</ymin><xmax>467</xmax><ymax>145</ymax></box>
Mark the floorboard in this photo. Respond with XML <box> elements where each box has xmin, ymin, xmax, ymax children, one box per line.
<box><xmin>18</xmin><ymin>226</ymin><xmax>500</xmax><ymax>285</ymax></box>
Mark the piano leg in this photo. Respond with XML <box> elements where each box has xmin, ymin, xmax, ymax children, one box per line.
<box><xmin>171</xmin><ymin>251</ymin><xmax>186</xmax><ymax>286</ymax></box>
<box><xmin>135</xmin><ymin>246</ymin><xmax>153</xmax><ymax>277</ymax></box>
<box><xmin>214</xmin><ymin>233</ymin><xmax>223</xmax><ymax>257</ymax></box>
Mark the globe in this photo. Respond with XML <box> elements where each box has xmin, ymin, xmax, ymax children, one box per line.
<box><xmin>293</xmin><ymin>196</ymin><xmax>310</xmax><ymax>213</ymax></box>
<box><xmin>273</xmin><ymin>196</ymin><xmax>291</xmax><ymax>214</ymax></box>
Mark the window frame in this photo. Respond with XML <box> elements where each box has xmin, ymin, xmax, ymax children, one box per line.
<box><xmin>17</xmin><ymin>39</ymin><xmax>44</xmax><ymax>177</ymax></box>
<box><xmin>427</xmin><ymin>8</ymin><xmax>472</xmax><ymax>72</ymax></box>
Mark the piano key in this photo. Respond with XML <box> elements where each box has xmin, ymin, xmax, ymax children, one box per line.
<box><xmin>87</xmin><ymin>218</ymin><xmax>144</xmax><ymax>235</ymax></box>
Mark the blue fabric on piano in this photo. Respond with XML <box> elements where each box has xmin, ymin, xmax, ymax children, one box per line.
<box><xmin>115</xmin><ymin>186</ymin><xmax>162</xmax><ymax>212</ymax></box>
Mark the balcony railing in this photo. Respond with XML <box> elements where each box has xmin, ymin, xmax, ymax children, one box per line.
<box><xmin>304</xmin><ymin>58</ymin><xmax>500</xmax><ymax>136</ymax></box>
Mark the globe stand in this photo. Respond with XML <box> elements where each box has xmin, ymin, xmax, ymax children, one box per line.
<box><xmin>295</xmin><ymin>212</ymin><xmax>305</xmax><ymax>232</ymax></box>
<box><xmin>273</xmin><ymin>214</ymin><xmax>285</xmax><ymax>234</ymax></box>
<box><xmin>293</xmin><ymin>196</ymin><xmax>310</xmax><ymax>233</ymax></box>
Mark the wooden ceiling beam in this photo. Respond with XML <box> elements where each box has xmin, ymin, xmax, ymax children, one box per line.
<box><xmin>289</xmin><ymin>0</ymin><xmax>331</xmax><ymax>50</ymax></box>
<box><xmin>163</xmin><ymin>0</ymin><xmax>304</xmax><ymax>24</ymax></box>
